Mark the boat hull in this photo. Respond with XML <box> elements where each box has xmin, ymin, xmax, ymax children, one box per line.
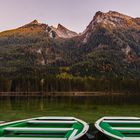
<box><xmin>95</xmin><ymin>117</ymin><xmax>140</xmax><ymax>140</ymax></box>
<box><xmin>0</xmin><ymin>117</ymin><xmax>89</xmax><ymax>140</ymax></box>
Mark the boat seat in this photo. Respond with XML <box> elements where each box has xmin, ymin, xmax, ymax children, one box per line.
<box><xmin>0</xmin><ymin>138</ymin><xmax>67</xmax><ymax>140</ymax></box>
<box><xmin>103</xmin><ymin>120</ymin><xmax>140</xmax><ymax>123</ymax></box>
<box><xmin>123</xmin><ymin>138</ymin><xmax>140</xmax><ymax>140</ymax></box>
<box><xmin>4</xmin><ymin>127</ymin><xmax>73</xmax><ymax>132</ymax></box>
<box><xmin>112</xmin><ymin>127</ymin><xmax>140</xmax><ymax>131</ymax></box>
<box><xmin>28</xmin><ymin>120</ymin><xmax>77</xmax><ymax>124</ymax></box>
<box><xmin>38</xmin><ymin>117</ymin><xmax>75</xmax><ymax>120</ymax></box>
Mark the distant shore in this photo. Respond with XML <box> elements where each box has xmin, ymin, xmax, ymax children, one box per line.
<box><xmin>0</xmin><ymin>91</ymin><xmax>138</xmax><ymax>97</ymax></box>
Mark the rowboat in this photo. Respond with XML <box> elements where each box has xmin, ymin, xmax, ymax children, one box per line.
<box><xmin>95</xmin><ymin>117</ymin><xmax>140</xmax><ymax>140</ymax></box>
<box><xmin>0</xmin><ymin>117</ymin><xmax>89</xmax><ymax>140</ymax></box>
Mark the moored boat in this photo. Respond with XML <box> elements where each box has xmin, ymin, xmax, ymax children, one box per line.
<box><xmin>95</xmin><ymin>117</ymin><xmax>140</xmax><ymax>140</ymax></box>
<box><xmin>0</xmin><ymin>116</ymin><xmax>89</xmax><ymax>140</ymax></box>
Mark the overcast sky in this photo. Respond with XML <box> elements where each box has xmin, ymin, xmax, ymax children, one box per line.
<box><xmin>0</xmin><ymin>0</ymin><xmax>140</xmax><ymax>33</ymax></box>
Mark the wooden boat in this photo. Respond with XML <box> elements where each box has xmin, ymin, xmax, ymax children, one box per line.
<box><xmin>0</xmin><ymin>117</ymin><xmax>89</xmax><ymax>140</ymax></box>
<box><xmin>95</xmin><ymin>117</ymin><xmax>140</xmax><ymax>140</ymax></box>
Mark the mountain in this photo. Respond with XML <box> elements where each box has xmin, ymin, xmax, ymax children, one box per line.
<box><xmin>0</xmin><ymin>20</ymin><xmax>78</xmax><ymax>68</ymax></box>
<box><xmin>0</xmin><ymin>11</ymin><xmax>140</xmax><ymax>79</ymax></box>
<box><xmin>72</xmin><ymin>11</ymin><xmax>140</xmax><ymax>78</ymax></box>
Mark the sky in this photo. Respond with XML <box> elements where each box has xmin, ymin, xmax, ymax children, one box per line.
<box><xmin>0</xmin><ymin>0</ymin><xmax>140</xmax><ymax>33</ymax></box>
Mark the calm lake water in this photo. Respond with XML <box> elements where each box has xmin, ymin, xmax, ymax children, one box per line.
<box><xmin>0</xmin><ymin>93</ymin><xmax>140</xmax><ymax>122</ymax></box>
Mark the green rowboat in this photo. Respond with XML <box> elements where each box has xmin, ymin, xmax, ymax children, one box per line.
<box><xmin>0</xmin><ymin>117</ymin><xmax>89</xmax><ymax>140</ymax></box>
<box><xmin>95</xmin><ymin>117</ymin><xmax>140</xmax><ymax>140</ymax></box>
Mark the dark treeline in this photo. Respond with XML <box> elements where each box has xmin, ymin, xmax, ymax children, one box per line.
<box><xmin>0</xmin><ymin>75</ymin><xmax>140</xmax><ymax>93</ymax></box>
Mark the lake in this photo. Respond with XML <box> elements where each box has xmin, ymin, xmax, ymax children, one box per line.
<box><xmin>0</xmin><ymin>93</ymin><xmax>140</xmax><ymax>123</ymax></box>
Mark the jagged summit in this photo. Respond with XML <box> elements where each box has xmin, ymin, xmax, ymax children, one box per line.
<box><xmin>20</xmin><ymin>19</ymin><xmax>45</xmax><ymax>29</ymax></box>
<box><xmin>57</xmin><ymin>23</ymin><xmax>66</xmax><ymax>29</ymax></box>
<box><xmin>51</xmin><ymin>23</ymin><xmax>78</xmax><ymax>38</ymax></box>
<box><xmin>107</xmin><ymin>11</ymin><xmax>132</xmax><ymax>18</ymax></box>
<box><xmin>94</xmin><ymin>11</ymin><xmax>132</xmax><ymax>20</ymax></box>
<box><xmin>92</xmin><ymin>11</ymin><xmax>133</xmax><ymax>27</ymax></box>
<box><xmin>24</xmin><ymin>19</ymin><xmax>41</xmax><ymax>26</ymax></box>
<box><xmin>95</xmin><ymin>11</ymin><xmax>140</xmax><ymax>28</ymax></box>
<box><xmin>30</xmin><ymin>19</ymin><xmax>40</xmax><ymax>25</ymax></box>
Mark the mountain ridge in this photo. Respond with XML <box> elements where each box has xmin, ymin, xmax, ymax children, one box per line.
<box><xmin>0</xmin><ymin>20</ymin><xmax>78</xmax><ymax>39</ymax></box>
<box><xmin>0</xmin><ymin>11</ymin><xmax>140</xmax><ymax>79</ymax></box>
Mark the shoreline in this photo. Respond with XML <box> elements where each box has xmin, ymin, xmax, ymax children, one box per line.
<box><xmin>0</xmin><ymin>91</ymin><xmax>139</xmax><ymax>97</ymax></box>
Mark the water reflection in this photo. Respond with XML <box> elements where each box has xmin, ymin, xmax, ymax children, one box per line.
<box><xmin>0</xmin><ymin>93</ymin><xmax>140</xmax><ymax>112</ymax></box>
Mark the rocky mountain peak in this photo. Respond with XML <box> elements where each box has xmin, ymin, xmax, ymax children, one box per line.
<box><xmin>51</xmin><ymin>23</ymin><xmax>78</xmax><ymax>38</ymax></box>
<box><xmin>21</xmin><ymin>19</ymin><xmax>42</xmax><ymax>29</ymax></box>
<box><xmin>30</xmin><ymin>19</ymin><xmax>39</xmax><ymax>25</ymax></box>
<box><xmin>92</xmin><ymin>11</ymin><xmax>133</xmax><ymax>26</ymax></box>
<box><xmin>94</xmin><ymin>11</ymin><xmax>132</xmax><ymax>19</ymax></box>
<box><xmin>81</xmin><ymin>11</ymin><xmax>140</xmax><ymax>43</ymax></box>
<box><xmin>84</xmin><ymin>10</ymin><xmax>140</xmax><ymax>34</ymax></box>
<box><xmin>94</xmin><ymin>11</ymin><xmax>104</xmax><ymax>18</ymax></box>
<box><xmin>107</xmin><ymin>11</ymin><xmax>132</xmax><ymax>20</ymax></box>
<box><xmin>57</xmin><ymin>24</ymin><xmax>66</xmax><ymax>30</ymax></box>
